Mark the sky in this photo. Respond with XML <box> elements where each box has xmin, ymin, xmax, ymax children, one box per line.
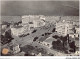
<box><xmin>1</xmin><ymin>1</ymin><xmax>79</xmax><ymax>16</ymax></box>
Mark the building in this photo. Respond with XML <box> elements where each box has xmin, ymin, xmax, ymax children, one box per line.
<box><xmin>11</xmin><ymin>26</ymin><xmax>27</xmax><ymax>36</ymax></box>
<box><xmin>69</xmin><ymin>27</ymin><xmax>79</xmax><ymax>38</ymax></box>
<box><xmin>75</xmin><ymin>27</ymin><xmax>80</xmax><ymax>35</ymax></box>
<box><xmin>22</xmin><ymin>15</ymin><xmax>45</xmax><ymax>30</ymax></box>
<box><xmin>56</xmin><ymin>20</ymin><xmax>73</xmax><ymax>36</ymax></box>
<box><xmin>1</xmin><ymin>25</ymin><xmax>7</xmax><ymax>35</ymax></box>
<box><xmin>2</xmin><ymin>25</ymin><xmax>7</xmax><ymax>30</ymax></box>
<box><xmin>22</xmin><ymin>15</ymin><xmax>30</xmax><ymax>24</ymax></box>
<box><xmin>40</xmin><ymin>37</ymin><xmax>56</xmax><ymax>48</ymax></box>
<box><xmin>69</xmin><ymin>33</ymin><xmax>74</xmax><ymax>38</ymax></box>
<box><xmin>12</xmin><ymin>44</ymin><xmax>20</xmax><ymax>54</ymax></box>
<box><xmin>75</xmin><ymin>51</ymin><xmax>80</xmax><ymax>56</ymax></box>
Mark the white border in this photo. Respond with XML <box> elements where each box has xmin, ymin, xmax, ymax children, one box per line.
<box><xmin>0</xmin><ymin>0</ymin><xmax>79</xmax><ymax>1</ymax></box>
<box><xmin>0</xmin><ymin>56</ymin><xmax>80</xmax><ymax>59</ymax></box>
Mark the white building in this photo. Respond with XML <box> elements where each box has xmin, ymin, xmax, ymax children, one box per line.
<box><xmin>56</xmin><ymin>20</ymin><xmax>73</xmax><ymax>36</ymax></box>
<box><xmin>75</xmin><ymin>27</ymin><xmax>80</xmax><ymax>34</ymax></box>
<box><xmin>2</xmin><ymin>25</ymin><xmax>7</xmax><ymax>30</ymax></box>
<box><xmin>22</xmin><ymin>15</ymin><xmax>30</xmax><ymax>24</ymax></box>
<box><xmin>41</xmin><ymin>37</ymin><xmax>55</xmax><ymax>48</ymax></box>
<box><xmin>22</xmin><ymin>15</ymin><xmax>45</xmax><ymax>30</ymax></box>
<box><xmin>69</xmin><ymin>34</ymin><xmax>74</xmax><ymax>38</ymax></box>
<box><xmin>75</xmin><ymin>51</ymin><xmax>80</xmax><ymax>56</ymax></box>
<box><xmin>12</xmin><ymin>44</ymin><xmax>20</xmax><ymax>54</ymax></box>
<box><xmin>11</xmin><ymin>27</ymin><xmax>27</xmax><ymax>36</ymax></box>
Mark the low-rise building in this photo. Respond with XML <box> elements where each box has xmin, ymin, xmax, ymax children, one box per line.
<box><xmin>11</xmin><ymin>26</ymin><xmax>27</xmax><ymax>36</ymax></box>
<box><xmin>12</xmin><ymin>44</ymin><xmax>20</xmax><ymax>54</ymax></box>
<box><xmin>75</xmin><ymin>51</ymin><xmax>80</xmax><ymax>56</ymax></box>
<box><xmin>75</xmin><ymin>27</ymin><xmax>80</xmax><ymax>35</ymax></box>
<box><xmin>69</xmin><ymin>27</ymin><xmax>79</xmax><ymax>38</ymax></box>
<box><xmin>69</xmin><ymin>33</ymin><xmax>74</xmax><ymax>38</ymax></box>
<box><xmin>41</xmin><ymin>37</ymin><xmax>56</xmax><ymax>48</ymax></box>
<box><xmin>75</xmin><ymin>33</ymin><xmax>79</xmax><ymax>38</ymax></box>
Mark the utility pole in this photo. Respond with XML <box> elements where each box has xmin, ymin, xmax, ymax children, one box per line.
<box><xmin>73</xmin><ymin>26</ymin><xmax>76</xmax><ymax>52</ymax></box>
<box><xmin>66</xmin><ymin>34</ymin><xmax>70</xmax><ymax>54</ymax></box>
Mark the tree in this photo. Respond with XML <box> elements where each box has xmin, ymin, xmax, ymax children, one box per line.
<box><xmin>33</xmin><ymin>37</ymin><xmax>38</xmax><ymax>41</ymax></box>
<box><xmin>52</xmin><ymin>35</ymin><xmax>59</xmax><ymax>39</ymax></box>
<box><xmin>18</xmin><ymin>21</ymin><xmax>22</xmax><ymax>24</ymax></box>
<box><xmin>37</xmin><ymin>48</ymin><xmax>47</xmax><ymax>54</ymax></box>
<box><xmin>69</xmin><ymin>41</ymin><xmax>76</xmax><ymax>52</ymax></box>
<box><xmin>32</xmin><ymin>29</ymin><xmax>37</xmax><ymax>33</ymax></box>
<box><xmin>52</xmin><ymin>28</ymin><xmax>55</xmax><ymax>32</ymax></box>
